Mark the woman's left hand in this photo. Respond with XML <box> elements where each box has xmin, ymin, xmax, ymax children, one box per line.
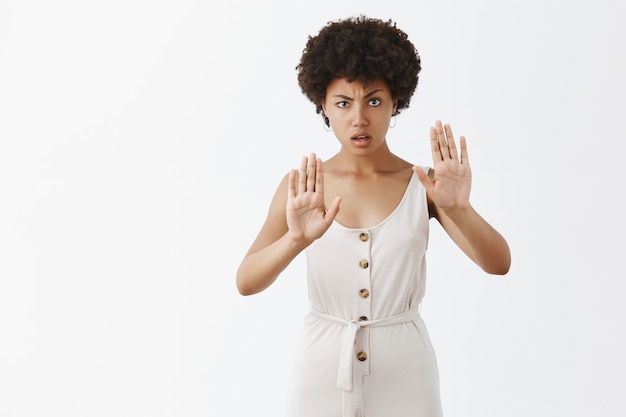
<box><xmin>413</xmin><ymin>120</ymin><xmax>472</xmax><ymax>212</ymax></box>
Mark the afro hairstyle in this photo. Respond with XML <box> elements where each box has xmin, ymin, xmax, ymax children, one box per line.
<box><xmin>296</xmin><ymin>16</ymin><xmax>421</xmax><ymax>126</ymax></box>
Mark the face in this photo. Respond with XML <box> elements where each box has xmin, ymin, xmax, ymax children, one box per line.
<box><xmin>322</xmin><ymin>78</ymin><xmax>397</xmax><ymax>155</ymax></box>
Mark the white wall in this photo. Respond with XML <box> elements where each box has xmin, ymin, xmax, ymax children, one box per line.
<box><xmin>1</xmin><ymin>1</ymin><xmax>624</xmax><ymax>416</ymax></box>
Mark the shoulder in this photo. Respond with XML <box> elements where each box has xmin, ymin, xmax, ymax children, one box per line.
<box><xmin>269</xmin><ymin>172</ymin><xmax>291</xmax><ymax>209</ymax></box>
<box><xmin>244</xmin><ymin>172</ymin><xmax>290</xmax><ymax>255</ymax></box>
<box><xmin>387</xmin><ymin>155</ymin><xmax>417</xmax><ymax>179</ymax></box>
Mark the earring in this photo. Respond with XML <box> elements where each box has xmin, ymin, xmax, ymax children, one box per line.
<box><xmin>322</xmin><ymin>113</ymin><xmax>332</xmax><ymax>132</ymax></box>
<box><xmin>389</xmin><ymin>115</ymin><xmax>397</xmax><ymax>128</ymax></box>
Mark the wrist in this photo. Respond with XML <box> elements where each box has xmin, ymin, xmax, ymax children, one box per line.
<box><xmin>284</xmin><ymin>232</ymin><xmax>313</xmax><ymax>252</ymax></box>
<box><xmin>440</xmin><ymin>203</ymin><xmax>473</xmax><ymax>221</ymax></box>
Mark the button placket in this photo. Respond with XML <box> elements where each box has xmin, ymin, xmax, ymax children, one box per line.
<box><xmin>355</xmin><ymin>229</ymin><xmax>371</xmax><ymax>376</ymax></box>
<box><xmin>356</xmin><ymin>229</ymin><xmax>372</xmax><ymax>305</ymax></box>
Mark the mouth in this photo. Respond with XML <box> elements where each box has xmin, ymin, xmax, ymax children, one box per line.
<box><xmin>351</xmin><ymin>134</ymin><xmax>371</xmax><ymax>146</ymax></box>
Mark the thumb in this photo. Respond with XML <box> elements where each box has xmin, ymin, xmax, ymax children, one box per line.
<box><xmin>413</xmin><ymin>165</ymin><xmax>433</xmax><ymax>187</ymax></box>
<box><xmin>413</xmin><ymin>166</ymin><xmax>433</xmax><ymax>191</ymax></box>
<box><xmin>324</xmin><ymin>196</ymin><xmax>342</xmax><ymax>224</ymax></box>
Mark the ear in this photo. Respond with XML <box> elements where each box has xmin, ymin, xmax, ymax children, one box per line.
<box><xmin>392</xmin><ymin>100</ymin><xmax>398</xmax><ymax>114</ymax></box>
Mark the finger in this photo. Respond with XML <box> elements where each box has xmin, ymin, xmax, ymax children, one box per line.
<box><xmin>459</xmin><ymin>136</ymin><xmax>470</xmax><ymax>166</ymax></box>
<box><xmin>315</xmin><ymin>158</ymin><xmax>324</xmax><ymax>195</ymax></box>
<box><xmin>429</xmin><ymin>127</ymin><xmax>443</xmax><ymax>162</ymax></box>
<box><xmin>287</xmin><ymin>169</ymin><xmax>297</xmax><ymax>199</ymax></box>
<box><xmin>444</xmin><ymin>124</ymin><xmax>459</xmax><ymax>161</ymax></box>
<box><xmin>306</xmin><ymin>152</ymin><xmax>317</xmax><ymax>192</ymax></box>
<box><xmin>435</xmin><ymin>120</ymin><xmax>451</xmax><ymax>159</ymax></box>
<box><xmin>413</xmin><ymin>165</ymin><xmax>434</xmax><ymax>193</ymax></box>
<box><xmin>298</xmin><ymin>155</ymin><xmax>308</xmax><ymax>193</ymax></box>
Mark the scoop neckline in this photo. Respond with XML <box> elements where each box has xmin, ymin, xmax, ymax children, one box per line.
<box><xmin>332</xmin><ymin>171</ymin><xmax>417</xmax><ymax>232</ymax></box>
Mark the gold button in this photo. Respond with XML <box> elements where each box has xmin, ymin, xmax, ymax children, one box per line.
<box><xmin>359</xmin><ymin>259</ymin><xmax>369</xmax><ymax>269</ymax></box>
<box><xmin>359</xmin><ymin>232</ymin><xmax>369</xmax><ymax>242</ymax></box>
<box><xmin>356</xmin><ymin>351</ymin><xmax>368</xmax><ymax>361</ymax></box>
<box><xmin>359</xmin><ymin>289</ymin><xmax>370</xmax><ymax>298</ymax></box>
<box><xmin>358</xmin><ymin>316</ymin><xmax>368</xmax><ymax>322</ymax></box>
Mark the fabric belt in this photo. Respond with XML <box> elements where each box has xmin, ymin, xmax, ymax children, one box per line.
<box><xmin>309</xmin><ymin>307</ymin><xmax>421</xmax><ymax>417</ymax></box>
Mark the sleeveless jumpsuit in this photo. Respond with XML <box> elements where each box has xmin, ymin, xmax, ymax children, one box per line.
<box><xmin>285</xmin><ymin>171</ymin><xmax>443</xmax><ymax>417</ymax></box>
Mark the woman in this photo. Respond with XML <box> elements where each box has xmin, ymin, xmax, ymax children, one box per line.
<box><xmin>236</xmin><ymin>16</ymin><xmax>511</xmax><ymax>417</ymax></box>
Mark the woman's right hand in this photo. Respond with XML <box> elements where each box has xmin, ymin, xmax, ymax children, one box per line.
<box><xmin>286</xmin><ymin>153</ymin><xmax>341</xmax><ymax>246</ymax></box>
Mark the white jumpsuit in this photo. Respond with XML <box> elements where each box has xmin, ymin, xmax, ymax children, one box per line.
<box><xmin>285</xmin><ymin>171</ymin><xmax>443</xmax><ymax>417</ymax></box>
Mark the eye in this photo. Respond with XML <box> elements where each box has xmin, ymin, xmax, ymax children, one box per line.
<box><xmin>336</xmin><ymin>101</ymin><xmax>350</xmax><ymax>108</ymax></box>
<box><xmin>369</xmin><ymin>98</ymin><xmax>381</xmax><ymax>107</ymax></box>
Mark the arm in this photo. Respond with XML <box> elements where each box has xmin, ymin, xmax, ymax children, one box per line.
<box><xmin>429</xmin><ymin>200</ymin><xmax>511</xmax><ymax>275</ymax></box>
<box><xmin>413</xmin><ymin>121</ymin><xmax>511</xmax><ymax>275</ymax></box>
<box><xmin>236</xmin><ymin>154</ymin><xmax>341</xmax><ymax>295</ymax></box>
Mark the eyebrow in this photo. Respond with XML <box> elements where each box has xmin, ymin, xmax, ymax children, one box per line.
<box><xmin>332</xmin><ymin>89</ymin><xmax>384</xmax><ymax>100</ymax></box>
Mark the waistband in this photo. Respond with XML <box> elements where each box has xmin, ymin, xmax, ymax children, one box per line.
<box><xmin>309</xmin><ymin>307</ymin><xmax>421</xmax><ymax>392</ymax></box>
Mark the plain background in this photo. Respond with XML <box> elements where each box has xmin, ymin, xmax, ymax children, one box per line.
<box><xmin>1</xmin><ymin>0</ymin><xmax>625</xmax><ymax>416</ymax></box>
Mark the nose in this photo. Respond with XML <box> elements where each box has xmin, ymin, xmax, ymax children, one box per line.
<box><xmin>352</xmin><ymin>103</ymin><xmax>368</xmax><ymax>127</ymax></box>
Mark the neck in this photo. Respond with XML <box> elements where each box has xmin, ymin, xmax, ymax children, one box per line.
<box><xmin>331</xmin><ymin>142</ymin><xmax>401</xmax><ymax>175</ymax></box>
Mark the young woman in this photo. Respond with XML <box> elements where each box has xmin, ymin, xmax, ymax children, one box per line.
<box><xmin>236</xmin><ymin>16</ymin><xmax>511</xmax><ymax>417</ymax></box>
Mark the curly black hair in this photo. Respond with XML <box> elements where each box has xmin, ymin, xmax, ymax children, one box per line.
<box><xmin>296</xmin><ymin>16</ymin><xmax>421</xmax><ymax>126</ymax></box>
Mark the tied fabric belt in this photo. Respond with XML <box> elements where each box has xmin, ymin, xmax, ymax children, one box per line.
<box><xmin>309</xmin><ymin>307</ymin><xmax>421</xmax><ymax>416</ymax></box>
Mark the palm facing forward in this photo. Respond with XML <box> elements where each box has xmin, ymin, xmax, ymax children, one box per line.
<box><xmin>286</xmin><ymin>153</ymin><xmax>341</xmax><ymax>245</ymax></box>
<box><xmin>414</xmin><ymin>120</ymin><xmax>472</xmax><ymax>212</ymax></box>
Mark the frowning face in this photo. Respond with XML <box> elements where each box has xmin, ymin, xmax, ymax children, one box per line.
<box><xmin>322</xmin><ymin>78</ymin><xmax>398</xmax><ymax>156</ymax></box>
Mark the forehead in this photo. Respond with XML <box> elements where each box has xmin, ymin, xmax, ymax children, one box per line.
<box><xmin>326</xmin><ymin>78</ymin><xmax>390</xmax><ymax>96</ymax></box>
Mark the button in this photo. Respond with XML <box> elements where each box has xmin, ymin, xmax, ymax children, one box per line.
<box><xmin>359</xmin><ymin>288</ymin><xmax>370</xmax><ymax>298</ymax></box>
<box><xmin>358</xmin><ymin>316</ymin><xmax>368</xmax><ymax>322</ymax></box>
<box><xmin>359</xmin><ymin>232</ymin><xmax>369</xmax><ymax>242</ymax></box>
<box><xmin>356</xmin><ymin>351</ymin><xmax>368</xmax><ymax>361</ymax></box>
<box><xmin>359</xmin><ymin>259</ymin><xmax>369</xmax><ymax>269</ymax></box>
